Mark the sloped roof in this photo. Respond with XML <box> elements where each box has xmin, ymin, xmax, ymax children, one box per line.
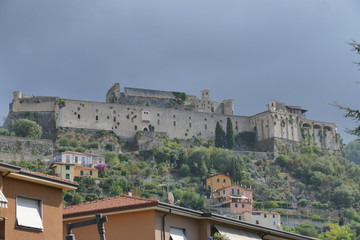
<box><xmin>63</xmin><ymin>195</ymin><xmax>159</xmax><ymax>218</ymax></box>
<box><xmin>0</xmin><ymin>162</ymin><xmax>78</xmax><ymax>190</ymax></box>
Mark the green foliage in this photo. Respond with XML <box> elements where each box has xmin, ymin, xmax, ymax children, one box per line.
<box><xmin>215</xmin><ymin>122</ymin><xmax>226</xmax><ymax>148</ymax></box>
<box><xmin>294</xmin><ymin>222</ymin><xmax>320</xmax><ymax>238</ymax></box>
<box><xmin>10</xmin><ymin>159</ymin><xmax>51</xmax><ymax>174</ymax></box>
<box><xmin>105</xmin><ymin>142</ymin><xmax>116</xmax><ymax>151</ymax></box>
<box><xmin>172</xmin><ymin>92</ymin><xmax>187</xmax><ymax>105</ymax></box>
<box><xmin>57</xmin><ymin>98</ymin><xmax>66</xmax><ymax>108</ymax></box>
<box><xmin>0</xmin><ymin>128</ymin><xmax>11</xmax><ymax>136</ymax></box>
<box><xmin>172</xmin><ymin>188</ymin><xmax>204</xmax><ymax>210</ymax></box>
<box><xmin>69</xmin><ymin>139</ymin><xmax>78</xmax><ymax>147</ymax></box>
<box><xmin>11</xmin><ymin>119</ymin><xmax>42</xmax><ymax>138</ymax></box>
<box><xmin>236</xmin><ymin>131</ymin><xmax>256</xmax><ymax>148</ymax></box>
<box><xmin>179</xmin><ymin>164</ymin><xmax>190</xmax><ymax>177</ymax></box>
<box><xmin>319</xmin><ymin>223</ymin><xmax>353</xmax><ymax>240</ymax></box>
<box><xmin>209</xmin><ymin>232</ymin><xmax>229</xmax><ymax>240</ymax></box>
<box><xmin>226</xmin><ymin>117</ymin><xmax>235</xmax><ymax>149</ymax></box>
<box><xmin>343</xmin><ymin>140</ymin><xmax>360</xmax><ymax>164</ymax></box>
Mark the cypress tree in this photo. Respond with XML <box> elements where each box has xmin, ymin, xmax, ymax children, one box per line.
<box><xmin>226</xmin><ymin>117</ymin><xmax>235</xmax><ymax>149</ymax></box>
<box><xmin>215</xmin><ymin>122</ymin><xmax>226</xmax><ymax>148</ymax></box>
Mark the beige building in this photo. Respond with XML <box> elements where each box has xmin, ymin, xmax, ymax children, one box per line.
<box><xmin>241</xmin><ymin>211</ymin><xmax>282</xmax><ymax>230</ymax></box>
<box><xmin>63</xmin><ymin>195</ymin><xmax>317</xmax><ymax>240</ymax></box>
<box><xmin>0</xmin><ymin>162</ymin><xmax>77</xmax><ymax>240</ymax></box>
<box><xmin>50</xmin><ymin>162</ymin><xmax>98</xmax><ymax>181</ymax></box>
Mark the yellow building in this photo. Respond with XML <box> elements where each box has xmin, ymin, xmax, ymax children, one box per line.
<box><xmin>205</xmin><ymin>173</ymin><xmax>231</xmax><ymax>192</ymax></box>
<box><xmin>50</xmin><ymin>163</ymin><xmax>98</xmax><ymax>181</ymax></box>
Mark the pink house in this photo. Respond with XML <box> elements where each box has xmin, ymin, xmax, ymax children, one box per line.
<box><xmin>212</xmin><ymin>185</ymin><xmax>253</xmax><ymax>213</ymax></box>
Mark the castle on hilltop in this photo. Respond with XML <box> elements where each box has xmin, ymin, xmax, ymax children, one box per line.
<box><xmin>4</xmin><ymin>83</ymin><xmax>341</xmax><ymax>153</ymax></box>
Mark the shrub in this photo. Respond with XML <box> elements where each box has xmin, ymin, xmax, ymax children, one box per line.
<box><xmin>105</xmin><ymin>143</ymin><xmax>116</xmax><ymax>151</ymax></box>
<box><xmin>11</xmin><ymin>119</ymin><xmax>42</xmax><ymax>138</ymax></box>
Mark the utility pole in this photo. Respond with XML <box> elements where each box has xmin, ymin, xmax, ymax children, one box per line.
<box><xmin>65</xmin><ymin>214</ymin><xmax>108</xmax><ymax>240</ymax></box>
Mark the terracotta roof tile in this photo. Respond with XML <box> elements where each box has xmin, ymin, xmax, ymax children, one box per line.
<box><xmin>20</xmin><ymin>169</ymin><xmax>77</xmax><ymax>185</ymax></box>
<box><xmin>58</xmin><ymin>151</ymin><xmax>92</xmax><ymax>156</ymax></box>
<box><xmin>63</xmin><ymin>195</ymin><xmax>159</xmax><ymax>218</ymax></box>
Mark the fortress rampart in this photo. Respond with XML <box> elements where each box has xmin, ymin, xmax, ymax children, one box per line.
<box><xmin>5</xmin><ymin>83</ymin><xmax>341</xmax><ymax>153</ymax></box>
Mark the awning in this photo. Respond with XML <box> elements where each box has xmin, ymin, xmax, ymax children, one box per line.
<box><xmin>215</xmin><ymin>224</ymin><xmax>261</xmax><ymax>240</ymax></box>
<box><xmin>170</xmin><ymin>227</ymin><xmax>188</xmax><ymax>240</ymax></box>
<box><xmin>0</xmin><ymin>190</ymin><xmax>8</xmax><ymax>208</ymax></box>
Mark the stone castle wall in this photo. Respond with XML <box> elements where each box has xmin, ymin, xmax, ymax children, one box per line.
<box><xmin>5</xmin><ymin>85</ymin><xmax>341</xmax><ymax>153</ymax></box>
<box><xmin>0</xmin><ymin>136</ymin><xmax>54</xmax><ymax>162</ymax></box>
<box><xmin>56</xmin><ymin>99</ymin><xmax>250</xmax><ymax>141</ymax></box>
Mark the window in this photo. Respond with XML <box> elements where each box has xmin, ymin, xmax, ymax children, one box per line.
<box><xmin>237</xmin><ymin>189</ymin><xmax>240</xmax><ymax>195</ymax></box>
<box><xmin>16</xmin><ymin>195</ymin><xmax>43</xmax><ymax>230</ymax></box>
<box><xmin>75</xmin><ymin>156</ymin><xmax>78</xmax><ymax>163</ymax></box>
<box><xmin>135</xmin><ymin>125</ymin><xmax>138</xmax><ymax>131</ymax></box>
<box><xmin>223</xmin><ymin>190</ymin><xmax>225</xmax><ymax>194</ymax></box>
<box><xmin>80</xmin><ymin>170</ymin><xmax>84</xmax><ymax>176</ymax></box>
<box><xmin>242</xmin><ymin>204</ymin><xmax>245</xmax><ymax>208</ymax></box>
<box><xmin>66</xmin><ymin>174</ymin><xmax>70</xmax><ymax>179</ymax></box>
<box><xmin>66</xmin><ymin>155</ymin><xmax>70</xmax><ymax>163</ymax></box>
<box><xmin>173</xmin><ymin>121</ymin><xmax>176</xmax><ymax>126</ymax></box>
<box><xmin>78</xmin><ymin>114</ymin><xmax>80</xmax><ymax>119</ymax></box>
<box><xmin>170</xmin><ymin>227</ymin><xmax>188</xmax><ymax>240</ymax></box>
<box><xmin>96</xmin><ymin>115</ymin><xmax>99</xmax><ymax>121</ymax></box>
<box><xmin>235</xmin><ymin>204</ymin><xmax>238</xmax><ymax>208</ymax></box>
<box><xmin>273</xmin><ymin>215</ymin><xmax>275</xmax><ymax>218</ymax></box>
<box><xmin>231</xmin><ymin>189</ymin><xmax>234</xmax><ymax>194</ymax></box>
<box><xmin>157</xmin><ymin>119</ymin><xmax>160</xmax><ymax>125</ymax></box>
<box><xmin>223</xmin><ymin>179</ymin><xmax>226</xmax><ymax>183</ymax></box>
<box><xmin>205</xmin><ymin>124</ymin><xmax>207</xmax><ymax>130</ymax></box>
<box><xmin>189</xmin><ymin>123</ymin><xmax>191</xmax><ymax>128</ymax></box>
<box><xmin>65</xmin><ymin>165</ymin><xmax>70</xmax><ymax>170</ymax></box>
<box><xmin>256</xmin><ymin>220</ymin><xmax>259</xmax><ymax>225</ymax></box>
<box><xmin>90</xmin><ymin>170</ymin><xmax>93</xmax><ymax>176</ymax></box>
<box><xmin>264</xmin><ymin>214</ymin><xmax>267</xmax><ymax>218</ymax></box>
<box><xmin>217</xmin><ymin>178</ymin><xmax>220</xmax><ymax>182</ymax></box>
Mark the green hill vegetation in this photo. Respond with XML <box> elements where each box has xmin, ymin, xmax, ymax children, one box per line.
<box><xmin>9</xmin><ymin>136</ymin><xmax>360</xmax><ymax>239</ymax></box>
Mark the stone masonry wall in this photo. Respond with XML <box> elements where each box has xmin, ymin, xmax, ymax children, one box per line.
<box><xmin>0</xmin><ymin>136</ymin><xmax>54</xmax><ymax>162</ymax></box>
<box><xmin>56</xmin><ymin>99</ymin><xmax>251</xmax><ymax>141</ymax></box>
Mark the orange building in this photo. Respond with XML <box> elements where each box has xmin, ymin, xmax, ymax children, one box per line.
<box><xmin>63</xmin><ymin>195</ymin><xmax>317</xmax><ymax>240</ymax></box>
<box><xmin>205</xmin><ymin>173</ymin><xmax>231</xmax><ymax>192</ymax></box>
<box><xmin>0</xmin><ymin>162</ymin><xmax>77</xmax><ymax>240</ymax></box>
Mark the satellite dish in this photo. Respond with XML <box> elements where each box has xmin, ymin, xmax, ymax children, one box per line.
<box><xmin>168</xmin><ymin>192</ymin><xmax>175</xmax><ymax>205</ymax></box>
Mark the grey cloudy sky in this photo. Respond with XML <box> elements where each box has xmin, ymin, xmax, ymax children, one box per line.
<box><xmin>0</xmin><ymin>0</ymin><xmax>359</xmax><ymax>143</ymax></box>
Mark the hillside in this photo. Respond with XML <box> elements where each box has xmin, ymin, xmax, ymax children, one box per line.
<box><xmin>8</xmin><ymin>135</ymin><xmax>360</xmax><ymax>239</ymax></box>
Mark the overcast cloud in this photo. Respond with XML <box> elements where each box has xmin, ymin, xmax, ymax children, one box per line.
<box><xmin>0</xmin><ymin>0</ymin><xmax>359</xmax><ymax>143</ymax></box>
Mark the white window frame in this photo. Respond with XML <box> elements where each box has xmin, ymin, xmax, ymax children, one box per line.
<box><xmin>170</xmin><ymin>227</ymin><xmax>188</xmax><ymax>240</ymax></box>
<box><xmin>16</xmin><ymin>195</ymin><xmax>43</xmax><ymax>231</ymax></box>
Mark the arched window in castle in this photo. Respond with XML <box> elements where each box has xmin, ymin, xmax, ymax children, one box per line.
<box><xmin>96</xmin><ymin>115</ymin><xmax>99</xmax><ymax>121</ymax></box>
<box><xmin>78</xmin><ymin>114</ymin><xmax>81</xmax><ymax>119</ymax></box>
<box><xmin>143</xmin><ymin>127</ymin><xmax>148</xmax><ymax>131</ymax></box>
<box><xmin>134</xmin><ymin>125</ymin><xmax>138</xmax><ymax>131</ymax></box>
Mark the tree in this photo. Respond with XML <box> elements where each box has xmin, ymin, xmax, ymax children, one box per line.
<box><xmin>335</xmin><ymin>41</ymin><xmax>360</xmax><ymax>137</ymax></box>
<box><xmin>11</xmin><ymin>119</ymin><xmax>42</xmax><ymax>138</ymax></box>
<box><xmin>226</xmin><ymin>117</ymin><xmax>235</xmax><ymax>149</ymax></box>
<box><xmin>319</xmin><ymin>224</ymin><xmax>353</xmax><ymax>240</ymax></box>
<box><xmin>215</xmin><ymin>122</ymin><xmax>226</xmax><ymax>148</ymax></box>
<box><xmin>343</xmin><ymin>140</ymin><xmax>360</xmax><ymax>164</ymax></box>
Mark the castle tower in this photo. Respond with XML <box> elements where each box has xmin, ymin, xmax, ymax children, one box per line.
<box><xmin>222</xmin><ymin>99</ymin><xmax>234</xmax><ymax>115</ymax></box>
<box><xmin>201</xmin><ymin>89</ymin><xmax>210</xmax><ymax>100</ymax></box>
<box><xmin>268</xmin><ymin>101</ymin><xmax>276</xmax><ymax>112</ymax></box>
<box><xmin>106</xmin><ymin>83</ymin><xmax>121</xmax><ymax>103</ymax></box>
<box><xmin>13</xmin><ymin>91</ymin><xmax>22</xmax><ymax>100</ymax></box>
